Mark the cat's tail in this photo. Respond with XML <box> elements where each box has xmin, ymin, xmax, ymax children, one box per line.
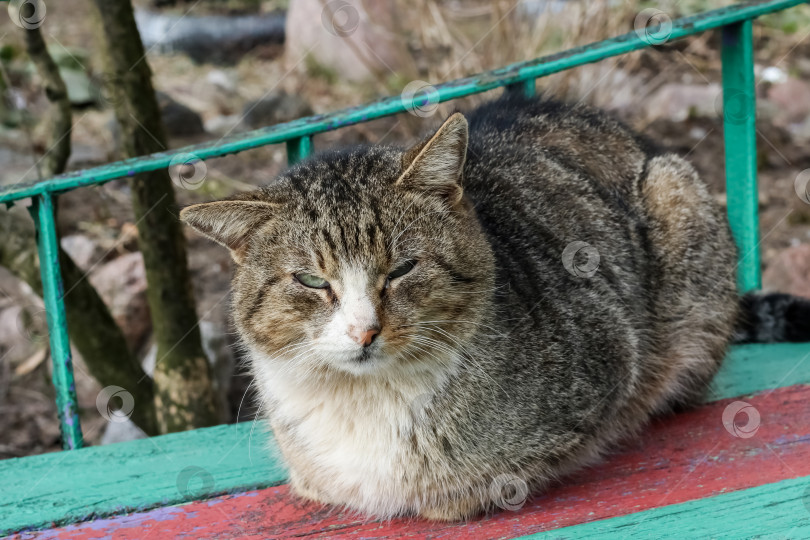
<box><xmin>733</xmin><ymin>292</ymin><xmax>810</xmax><ymax>344</ymax></box>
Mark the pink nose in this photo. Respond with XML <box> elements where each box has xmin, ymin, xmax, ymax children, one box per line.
<box><xmin>349</xmin><ymin>326</ymin><xmax>380</xmax><ymax>347</ymax></box>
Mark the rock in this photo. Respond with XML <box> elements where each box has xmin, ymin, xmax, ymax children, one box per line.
<box><xmin>0</xmin><ymin>92</ymin><xmax>22</xmax><ymax>127</ymax></box>
<box><xmin>285</xmin><ymin>0</ymin><xmax>403</xmax><ymax>82</ymax></box>
<box><xmin>0</xmin><ymin>268</ymin><xmax>47</xmax><ymax>366</ymax></box>
<box><xmin>760</xmin><ymin>66</ymin><xmax>788</xmax><ymax>84</ymax></box>
<box><xmin>141</xmin><ymin>341</ymin><xmax>156</xmax><ymax>376</ymax></box>
<box><xmin>66</xmin><ymin>142</ymin><xmax>110</xmax><ymax>168</ymax></box>
<box><xmin>156</xmin><ymin>92</ymin><xmax>206</xmax><ymax>137</ymax></box>
<box><xmin>100</xmin><ymin>419</ymin><xmax>147</xmax><ymax>445</ymax></box>
<box><xmin>106</xmin><ymin>92</ymin><xmax>205</xmax><ymax>151</ymax></box>
<box><xmin>206</xmin><ymin>69</ymin><xmax>237</xmax><ymax>94</ymax></box>
<box><xmin>50</xmin><ymin>46</ymin><xmax>89</xmax><ymax>71</ymax></box>
<box><xmin>767</xmin><ymin>78</ymin><xmax>810</xmax><ymax>126</ymax></box>
<box><xmin>135</xmin><ymin>9</ymin><xmax>285</xmax><ymax>64</ymax></box>
<box><xmin>60</xmin><ymin>67</ymin><xmax>98</xmax><ymax>107</ymax></box>
<box><xmin>0</xmin><ymin>305</ymin><xmax>42</xmax><ymax>365</ymax></box>
<box><xmin>688</xmin><ymin>126</ymin><xmax>708</xmax><ymax>140</ymax></box>
<box><xmin>88</xmin><ymin>252</ymin><xmax>151</xmax><ymax>351</ymax></box>
<box><xmin>756</xmin><ymin>98</ymin><xmax>781</xmax><ymax>123</ymax></box>
<box><xmin>763</xmin><ymin>243</ymin><xmax>810</xmax><ymax>299</ymax></box>
<box><xmin>47</xmin><ymin>48</ymin><xmax>95</xmax><ymax>106</ymax></box>
<box><xmin>242</xmin><ymin>91</ymin><xmax>313</xmax><ymax>129</ymax></box>
<box><xmin>643</xmin><ymin>83</ymin><xmax>722</xmax><ymax>123</ymax></box>
<box><xmin>204</xmin><ymin>114</ymin><xmax>244</xmax><ymax>135</ymax></box>
<box><xmin>788</xmin><ymin>115</ymin><xmax>810</xmax><ymax>141</ymax></box>
<box><xmin>796</xmin><ymin>58</ymin><xmax>810</xmax><ymax>78</ymax></box>
<box><xmin>61</xmin><ymin>234</ymin><xmax>104</xmax><ymax>271</ymax></box>
<box><xmin>0</xmin><ymin>147</ymin><xmax>37</xmax><ymax>186</ymax></box>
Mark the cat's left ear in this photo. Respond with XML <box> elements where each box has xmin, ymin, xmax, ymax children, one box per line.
<box><xmin>397</xmin><ymin>112</ymin><xmax>468</xmax><ymax>204</ymax></box>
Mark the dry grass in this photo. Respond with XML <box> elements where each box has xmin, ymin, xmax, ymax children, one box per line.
<box><xmin>353</xmin><ymin>0</ymin><xmax>645</xmax><ymax>114</ymax></box>
<box><xmin>291</xmin><ymin>0</ymin><xmax>653</xmax><ymax>138</ymax></box>
<box><xmin>398</xmin><ymin>0</ymin><xmax>639</xmax><ymax>89</ymax></box>
<box><xmin>307</xmin><ymin>0</ymin><xmax>810</xmax><ymax>114</ymax></box>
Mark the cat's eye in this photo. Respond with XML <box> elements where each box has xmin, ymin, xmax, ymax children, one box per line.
<box><xmin>295</xmin><ymin>273</ymin><xmax>330</xmax><ymax>289</ymax></box>
<box><xmin>387</xmin><ymin>260</ymin><xmax>417</xmax><ymax>282</ymax></box>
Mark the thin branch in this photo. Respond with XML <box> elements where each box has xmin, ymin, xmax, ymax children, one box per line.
<box><xmin>23</xmin><ymin>26</ymin><xmax>72</xmax><ymax>178</ymax></box>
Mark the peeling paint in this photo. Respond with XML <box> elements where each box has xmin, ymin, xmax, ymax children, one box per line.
<box><xmin>17</xmin><ymin>384</ymin><xmax>810</xmax><ymax>539</ymax></box>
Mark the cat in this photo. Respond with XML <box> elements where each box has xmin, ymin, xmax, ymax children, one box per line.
<box><xmin>180</xmin><ymin>93</ymin><xmax>799</xmax><ymax>521</ymax></box>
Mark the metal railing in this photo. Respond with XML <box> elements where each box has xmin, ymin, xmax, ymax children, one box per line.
<box><xmin>1</xmin><ymin>0</ymin><xmax>803</xmax><ymax>450</ymax></box>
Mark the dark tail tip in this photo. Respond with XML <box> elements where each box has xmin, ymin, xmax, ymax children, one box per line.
<box><xmin>734</xmin><ymin>292</ymin><xmax>810</xmax><ymax>344</ymax></box>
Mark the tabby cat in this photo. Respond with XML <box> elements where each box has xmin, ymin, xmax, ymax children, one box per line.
<box><xmin>181</xmin><ymin>94</ymin><xmax>770</xmax><ymax>520</ymax></box>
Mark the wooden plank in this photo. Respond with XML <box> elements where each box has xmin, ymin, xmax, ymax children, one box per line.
<box><xmin>710</xmin><ymin>341</ymin><xmax>810</xmax><ymax>399</ymax></box>
<box><xmin>0</xmin><ymin>423</ymin><xmax>285</xmax><ymax>535</ymax></box>
<box><xmin>519</xmin><ymin>475</ymin><xmax>810</xmax><ymax>539</ymax></box>
<box><xmin>16</xmin><ymin>382</ymin><xmax>810</xmax><ymax>539</ymax></box>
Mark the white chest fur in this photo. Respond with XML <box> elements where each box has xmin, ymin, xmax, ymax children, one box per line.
<box><xmin>251</xmin><ymin>351</ymin><xmax>454</xmax><ymax>514</ymax></box>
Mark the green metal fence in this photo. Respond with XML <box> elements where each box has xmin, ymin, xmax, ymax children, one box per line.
<box><xmin>1</xmin><ymin>0</ymin><xmax>803</xmax><ymax>451</ymax></box>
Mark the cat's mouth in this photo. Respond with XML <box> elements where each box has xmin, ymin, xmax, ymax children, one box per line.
<box><xmin>335</xmin><ymin>341</ymin><xmax>391</xmax><ymax>375</ymax></box>
<box><xmin>354</xmin><ymin>346</ymin><xmax>376</xmax><ymax>363</ymax></box>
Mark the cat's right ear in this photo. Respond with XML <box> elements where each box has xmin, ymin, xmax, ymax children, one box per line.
<box><xmin>180</xmin><ymin>200</ymin><xmax>275</xmax><ymax>264</ymax></box>
<box><xmin>397</xmin><ymin>112</ymin><xmax>468</xmax><ymax>205</ymax></box>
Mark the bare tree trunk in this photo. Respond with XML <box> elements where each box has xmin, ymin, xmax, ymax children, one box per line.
<box><xmin>0</xmin><ymin>211</ymin><xmax>159</xmax><ymax>435</ymax></box>
<box><xmin>22</xmin><ymin>26</ymin><xmax>71</xmax><ymax>178</ymax></box>
<box><xmin>6</xmin><ymin>26</ymin><xmax>161</xmax><ymax>435</ymax></box>
<box><xmin>88</xmin><ymin>0</ymin><xmax>221</xmax><ymax>432</ymax></box>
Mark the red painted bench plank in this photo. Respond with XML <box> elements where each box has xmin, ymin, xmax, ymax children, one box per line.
<box><xmin>22</xmin><ymin>384</ymin><xmax>810</xmax><ymax>539</ymax></box>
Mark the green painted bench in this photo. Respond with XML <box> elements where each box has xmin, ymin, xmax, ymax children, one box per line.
<box><xmin>2</xmin><ymin>0</ymin><xmax>810</xmax><ymax>537</ymax></box>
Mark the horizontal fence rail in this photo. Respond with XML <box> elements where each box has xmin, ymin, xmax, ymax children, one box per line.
<box><xmin>1</xmin><ymin>0</ymin><xmax>803</xmax><ymax>448</ymax></box>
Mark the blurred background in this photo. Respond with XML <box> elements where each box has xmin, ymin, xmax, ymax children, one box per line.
<box><xmin>1</xmin><ymin>0</ymin><xmax>809</xmax><ymax>459</ymax></box>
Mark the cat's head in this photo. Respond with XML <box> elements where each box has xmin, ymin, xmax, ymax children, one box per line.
<box><xmin>181</xmin><ymin>113</ymin><xmax>494</xmax><ymax>377</ymax></box>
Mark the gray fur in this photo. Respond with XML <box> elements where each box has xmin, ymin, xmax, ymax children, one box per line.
<box><xmin>181</xmin><ymin>94</ymin><xmax>739</xmax><ymax>520</ymax></box>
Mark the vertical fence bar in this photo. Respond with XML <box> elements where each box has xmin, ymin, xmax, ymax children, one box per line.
<box><xmin>286</xmin><ymin>136</ymin><xmax>313</xmax><ymax>165</ymax></box>
<box><xmin>32</xmin><ymin>192</ymin><xmax>83</xmax><ymax>450</ymax></box>
<box><xmin>505</xmin><ymin>79</ymin><xmax>536</xmax><ymax>97</ymax></box>
<box><xmin>721</xmin><ymin>20</ymin><xmax>761</xmax><ymax>292</ymax></box>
